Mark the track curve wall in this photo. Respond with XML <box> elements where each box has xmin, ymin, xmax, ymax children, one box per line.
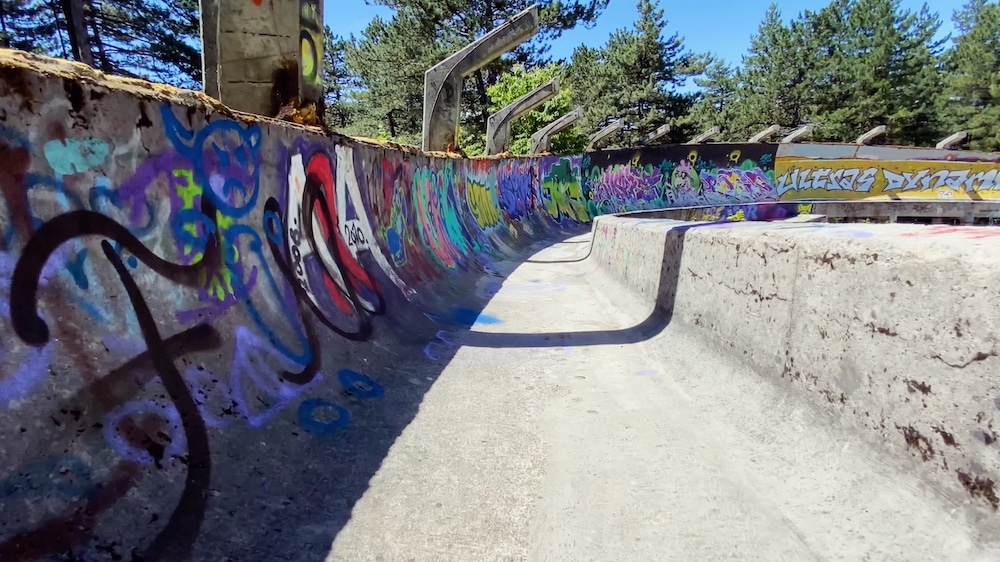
<box><xmin>2</xmin><ymin>48</ymin><xmax>1000</xmax><ymax>560</ymax></box>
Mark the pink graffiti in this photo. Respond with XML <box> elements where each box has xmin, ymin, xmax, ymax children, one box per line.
<box><xmin>590</xmin><ymin>163</ymin><xmax>663</xmax><ymax>205</ymax></box>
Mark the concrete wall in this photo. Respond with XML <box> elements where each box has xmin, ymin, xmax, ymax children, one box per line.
<box><xmin>590</xmin><ymin>215</ymin><xmax>1000</xmax><ymax>534</ymax></box>
<box><xmin>0</xmin><ymin>50</ymin><xmax>588</xmax><ymax>560</ymax></box>
<box><xmin>3</xmin><ymin>47</ymin><xmax>1000</xmax><ymax>558</ymax></box>
<box><xmin>580</xmin><ymin>142</ymin><xmax>1000</xmax><ymax>213</ymax></box>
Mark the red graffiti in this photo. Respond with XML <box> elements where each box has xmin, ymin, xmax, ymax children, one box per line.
<box><xmin>304</xmin><ymin>153</ymin><xmax>380</xmax><ymax>317</ymax></box>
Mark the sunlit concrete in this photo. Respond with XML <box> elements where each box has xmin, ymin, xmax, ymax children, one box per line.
<box><xmin>327</xmin><ymin>228</ymin><xmax>1000</xmax><ymax>562</ymax></box>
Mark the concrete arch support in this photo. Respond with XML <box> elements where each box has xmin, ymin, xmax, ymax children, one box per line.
<box><xmin>422</xmin><ymin>5</ymin><xmax>540</xmax><ymax>152</ymax></box>
<box><xmin>530</xmin><ymin>107</ymin><xmax>584</xmax><ymax>154</ymax></box>
<box><xmin>485</xmin><ymin>77</ymin><xmax>559</xmax><ymax>155</ymax></box>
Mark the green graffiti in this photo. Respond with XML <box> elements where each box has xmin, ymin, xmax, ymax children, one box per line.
<box><xmin>542</xmin><ymin>158</ymin><xmax>591</xmax><ymax>223</ymax></box>
<box><xmin>173</xmin><ymin>168</ymin><xmax>237</xmax><ymax>301</ymax></box>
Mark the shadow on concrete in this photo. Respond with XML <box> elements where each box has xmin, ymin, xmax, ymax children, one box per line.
<box><xmin>525</xmin><ymin>233</ymin><xmax>596</xmax><ymax>264</ymax></box>
<box><xmin>235</xmin><ymin>226</ymin><xmax>592</xmax><ymax>560</ymax></box>
<box><xmin>0</xmin><ymin>223</ymin><xmax>589</xmax><ymax>562</ymax></box>
<box><xmin>463</xmin><ymin>223</ymin><xmax>696</xmax><ymax>350</ymax></box>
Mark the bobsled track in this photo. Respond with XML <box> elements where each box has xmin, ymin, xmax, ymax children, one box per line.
<box><xmin>1</xmin><ymin>49</ymin><xmax>1000</xmax><ymax>561</ymax></box>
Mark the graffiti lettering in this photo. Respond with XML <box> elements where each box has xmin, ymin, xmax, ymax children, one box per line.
<box><xmin>776</xmin><ymin>160</ymin><xmax>1000</xmax><ymax>199</ymax></box>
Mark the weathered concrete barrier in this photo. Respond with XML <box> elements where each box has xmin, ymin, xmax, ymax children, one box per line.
<box><xmin>591</xmin><ymin>215</ymin><xmax>1000</xmax><ymax>530</ymax></box>
<box><xmin>0</xmin><ymin>49</ymin><xmax>589</xmax><ymax>560</ymax></box>
<box><xmin>4</xmin><ymin>45</ymin><xmax>1000</xmax><ymax>559</ymax></box>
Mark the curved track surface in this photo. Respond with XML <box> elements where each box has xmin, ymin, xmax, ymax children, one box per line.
<box><xmin>1</xmin><ymin>50</ymin><xmax>999</xmax><ymax>562</ymax></box>
<box><xmin>327</xmin><ymin>232</ymin><xmax>1000</xmax><ymax>562</ymax></box>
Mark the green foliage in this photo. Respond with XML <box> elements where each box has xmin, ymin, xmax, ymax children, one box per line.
<box><xmin>480</xmin><ymin>64</ymin><xmax>588</xmax><ymax>155</ymax></box>
<box><xmin>345</xmin><ymin>0</ymin><xmax>611</xmax><ymax>145</ymax></box>
<box><xmin>706</xmin><ymin>0</ymin><xmax>952</xmax><ymax>147</ymax></box>
<box><xmin>567</xmin><ymin>0</ymin><xmax>697</xmax><ymax>145</ymax></box>
<box><xmin>681</xmin><ymin>56</ymin><xmax>738</xmax><ymax>138</ymax></box>
<box><xmin>941</xmin><ymin>1</ymin><xmax>1000</xmax><ymax>150</ymax></box>
<box><xmin>3</xmin><ymin>0</ymin><xmax>996</xmax><ymax>152</ymax></box>
<box><xmin>342</xmin><ymin>9</ymin><xmax>457</xmax><ymax>143</ymax></box>
<box><xmin>0</xmin><ymin>0</ymin><xmax>201</xmax><ymax>88</ymax></box>
<box><xmin>0</xmin><ymin>0</ymin><xmax>66</xmax><ymax>55</ymax></box>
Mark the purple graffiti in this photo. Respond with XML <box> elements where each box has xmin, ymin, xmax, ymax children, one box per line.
<box><xmin>590</xmin><ymin>163</ymin><xmax>663</xmax><ymax>206</ymax></box>
<box><xmin>0</xmin><ymin>250</ymin><xmax>61</xmax><ymax>406</ymax></box>
<box><xmin>183</xmin><ymin>326</ymin><xmax>323</xmax><ymax>429</ymax></box>
<box><xmin>498</xmin><ymin>161</ymin><xmax>535</xmax><ymax>221</ymax></box>
<box><xmin>697</xmin><ymin>167</ymin><xmax>775</xmax><ymax>203</ymax></box>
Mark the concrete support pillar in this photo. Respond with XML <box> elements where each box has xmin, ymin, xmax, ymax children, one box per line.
<box><xmin>530</xmin><ymin>107</ymin><xmax>583</xmax><ymax>154</ymax></box>
<box><xmin>855</xmin><ymin>125</ymin><xmax>886</xmax><ymax>145</ymax></box>
<box><xmin>780</xmin><ymin>124</ymin><xmax>813</xmax><ymax>144</ymax></box>
<box><xmin>936</xmin><ymin>131</ymin><xmax>968</xmax><ymax>150</ymax></box>
<box><xmin>685</xmin><ymin>126</ymin><xmax>719</xmax><ymax>145</ymax></box>
<box><xmin>485</xmin><ymin>76</ymin><xmax>558</xmax><ymax>155</ymax></box>
<box><xmin>639</xmin><ymin>123</ymin><xmax>671</xmax><ymax>146</ymax></box>
<box><xmin>748</xmin><ymin>124</ymin><xmax>780</xmax><ymax>143</ymax></box>
<box><xmin>586</xmin><ymin>119</ymin><xmax>624</xmax><ymax>151</ymax></box>
<box><xmin>201</xmin><ymin>0</ymin><xmax>299</xmax><ymax>115</ymax></box>
<box><xmin>200</xmin><ymin>0</ymin><xmax>220</xmax><ymax>99</ymax></box>
<box><xmin>299</xmin><ymin>0</ymin><xmax>324</xmax><ymax>105</ymax></box>
<box><xmin>423</xmin><ymin>5</ymin><xmax>540</xmax><ymax>152</ymax></box>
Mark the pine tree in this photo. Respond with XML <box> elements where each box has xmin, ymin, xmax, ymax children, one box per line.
<box><xmin>728</xmin><ymin>3</ymin><xmax>812</xmax><ymax>138</ymax></box>
<box><xmin>343</xmin><ymin>9</ymin><xmax>456</xmax><ymax>144</ymax></box>
<box><xmin>362</xmin><ymin>0</ymin><xmax>611</xmax><ymax>140</ymax></box>
<box><xmin>942</xmin><ymin>1</ymin><xmax>1000</xmax><ymax>150</ymax></box>
<box><xmin>324</xmin><ymin>32</ymin><xmax>361</xmax><ymax>130</ymax></box>
<box><xmin>804</xmin><ymin>0</ymin><xmax>944</xmax><ymax>145</ymax></box>
<box><xmin>682</xmin><ymin>56</ymin><xmax>737</xmax><ymax>138</ymax></box>
<box><xmin>0</xmin><ymin>0</ymin><xmax>72</xmax><ymax>57</ymax></box>
<box><xmin>0</xmin><ymin>0</ymin><xmax>202</xmax><ymax>88</ymax></box>
<box><xmin>954</xmin><ymin>0</ymin><xmax>990</xmax><ymax>34</ymax></box>
<box><xmin>568</xmin><ymin>0</ymin><xmax>697</xmax><ymax>145</ymax></box>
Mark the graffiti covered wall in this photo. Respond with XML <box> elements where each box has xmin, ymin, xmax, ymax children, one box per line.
<box><xmin>0</xmin><ymin>51</ymin><xmax>587</xmax><ymax>561</ymax></box>
<box><xmin>582</xmin><ymin>144</ymin><xmax>779</xmax><ymax>214</ymax></box>
<box><xmin>774</xmin><ymin>144</ymin><xmax>1000</xmax><ymax>201</ymax></box>
<box><xmin>5</xmin><ymin>47</ymin><xmax>1000</xmax><ymax>560</ymax></box>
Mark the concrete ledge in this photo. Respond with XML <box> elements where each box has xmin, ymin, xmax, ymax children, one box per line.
<box><xmin>590</xmin><ymin>215</ymin><xmax>1000</xmax><ymax>530</ymax></box>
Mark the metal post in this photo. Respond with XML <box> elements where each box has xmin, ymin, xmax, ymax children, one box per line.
<box><xmin>855</xmin><ymin>125</ymin><xmax>886</xmax><ymax>145</ymax></box>
<box><xmin>485</xmin><ymin>77</ymin><xmax>559</xmax><ymax>155</ymax></box>
<box><xmin>530</xmin><ymin>107</ymin><xmax>583</xmax><ymax>154</ymax></box>
<box><xmin>685</xmin><ymin>126</ymin><xmax>719</xmax><ymax>145</ymax></box>
<box><xmin>748</xmin><ymin>124</ymin><xmax>780</xmax><ymax>143</ymax></box>
<box><xmin>936</xmin><ymin>131</ymin><xmax>968</xmax><ymax>150</ymax></box>
<box><xmin>780</xmin><ymin>124</ymin><xmax>813</xmax><ymax>144</ymax></box>
<box><xmin>586</xmin><ymin>119</ymin><xmax>624</xmax><ymax>151</ymax></box>
<box><xmin>200</xmin><ymin>0</ymin><xmax>220</xmax><ymax>98</ymax></box>
<box><xmin>423</xmin><ymin>5</ymin><xmax>540</xmax><ymax>152</ymax></box>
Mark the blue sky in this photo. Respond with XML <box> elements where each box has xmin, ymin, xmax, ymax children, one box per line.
<box><xmin>327</xmin><ymin>0</ymin><xmax>961</xmax><ymax>68</ymax></box>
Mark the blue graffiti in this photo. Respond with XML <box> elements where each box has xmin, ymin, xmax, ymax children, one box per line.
<box><xmin>426</xmin><ymin>307</ymin><xmax>502</xmax><ymax>327</ymax></box>
<box><xmin>43</xmin><ymin>137</ymin><xmax>109</xmax><ymax>175</ymax></box>
<box><xmin>297</xmin><ymin>399</ymin><xmax>351</xmax><ymax>435</ymax></box>
<box><xmin>498</xmin><ymin>162</ymin><xmax>534</xmax><ymax>221</ymax></box>
<box><xmin>338</xmin><ymin>369</ymin><xmax>384</xmax><ymax>399</ymax></box>
<box><xmin>162</xmin><ymin>106</ymin><xmax>262</xmax><ymax>218</ymax></box>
